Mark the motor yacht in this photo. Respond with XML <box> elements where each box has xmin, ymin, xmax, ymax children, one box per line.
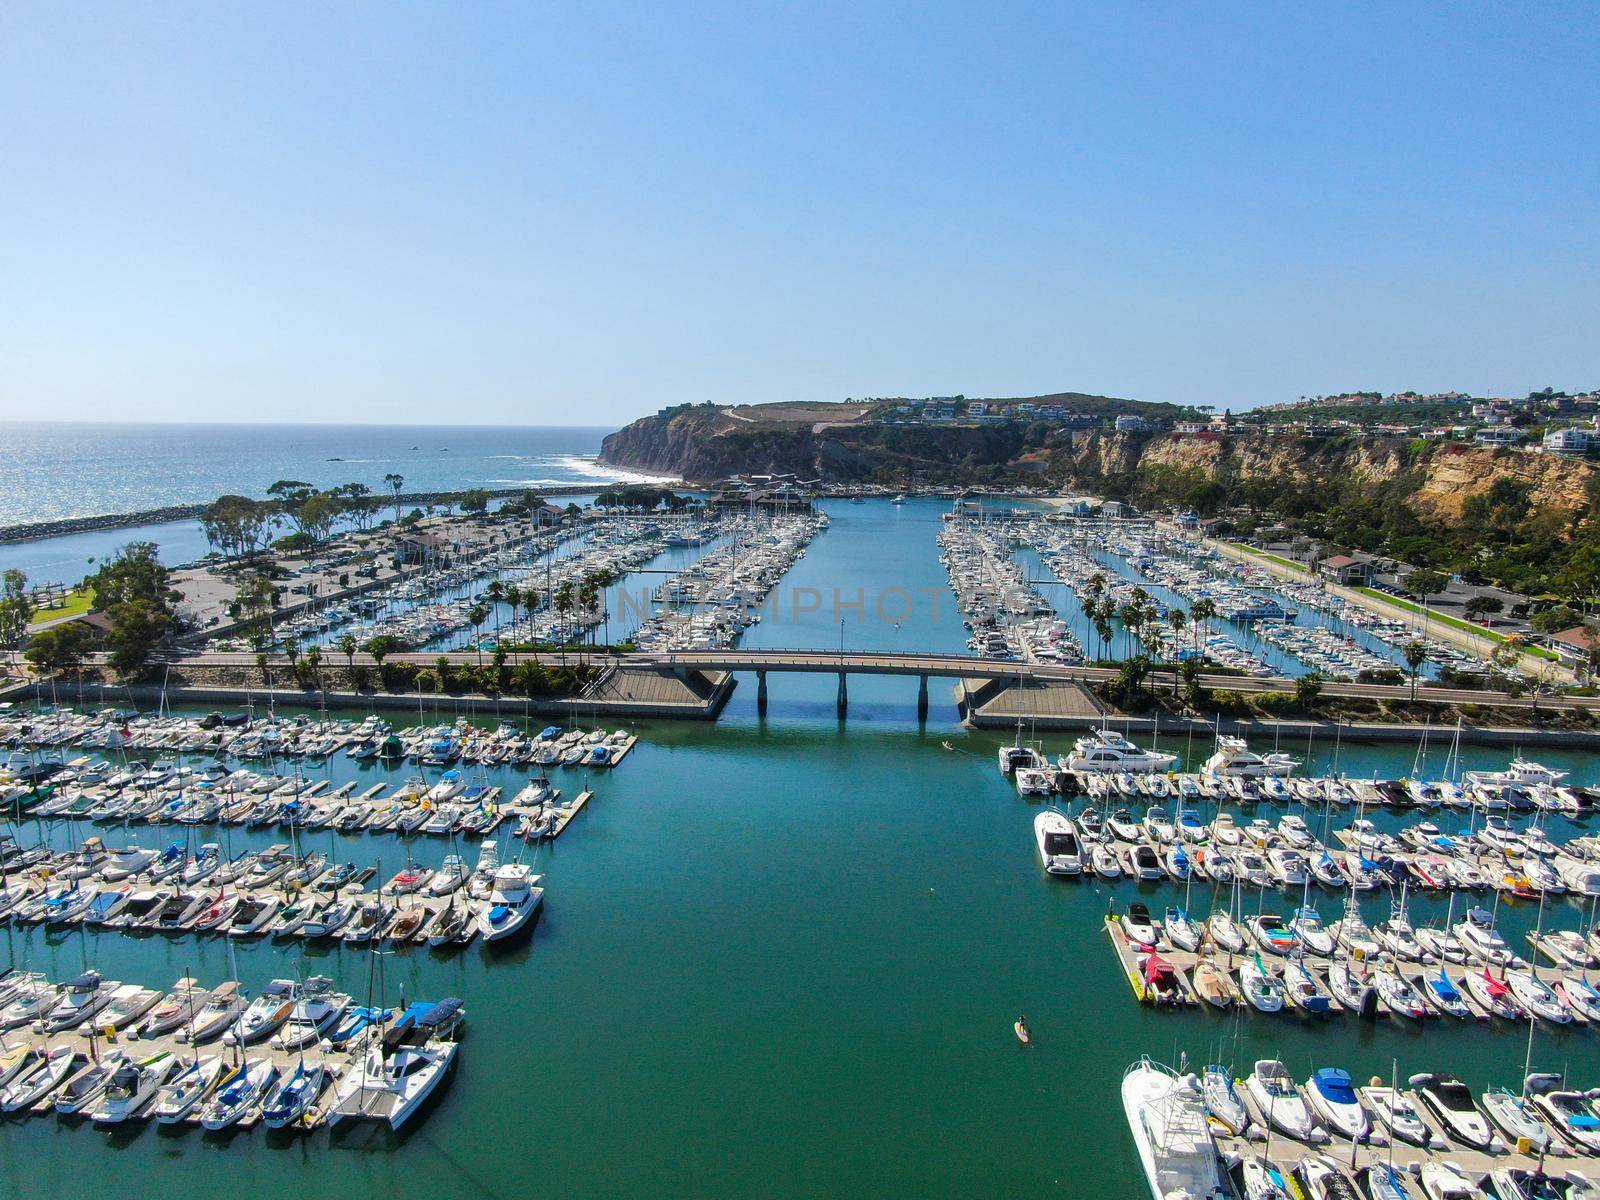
<box><xmin>1121</xmin><ymin>1058</ymin><xmax>1232</xmax><ymax>1200</ymax></box>
<box><xmin>1033</xmin><ymin>811</ymin><xmax>1083</xmax><ymax>876</ymax></box>
<box><xmin>1063</xmin><ymin>730</ymin><xmax>1177</xmax><ymax>775</ymax></box>
<box><xmin>475</xmin><ymin>863</ymin><xmax>542</xmax><ymax>942</ymax></box>
<box><xmin>1412</xmin><ymin>1073</ymin><xmax>1494</xmax><ymax>1148</ymax></box>
<box><xmin>1246</xmin><ymin>1059</ymin><xmax>1321</xmax><ymax>1141</ymax></box>
<box><xmin>1304</xmin><ymin>1068</ymin><xmax>1369</xmax><ymax>1141</ymax></box>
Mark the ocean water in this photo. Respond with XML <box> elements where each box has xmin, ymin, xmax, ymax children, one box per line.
<box><xmin>0</xmin><ymin>421</ymin><xmax>665</xmax><ymax>586</ymax></box>
<box><xmin>4</xmin><ymin>500</ymin><xmax>1598</xmax><ymax>1198</ymax></box>
<box><xmin>0</xmin><ymin>422</ymin><xmax>665</xmax><ymax>527</ymax></box>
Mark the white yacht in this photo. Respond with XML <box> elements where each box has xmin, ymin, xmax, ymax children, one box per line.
<box><xmin>1246</xmin><ymin>1059</ymin><xmax>1322</xmax><ymax>1141</ymax></box>
<box><xmin>1455</xmin><ymin>907</ymin><xmax>1517</xmax><ymax>965</ymax></box>
<box><xmin>1033</xmin><ymin>811</ymin><xmax>1083</xmax><ymax>876</ymax></box>
<box><xmin>1201</xmin><ymin>736</ymin><xmax>1298</xmax><ymax>778</ymax></box>
<box><xmin>475</xmin><ymin>863</ymin><xmax>543</xmax><ymax>942</ymax></box>
<box><xmin>1465</xmin><ymin>758</ymin><xmax>1567</xmax><ymax>790</ymax></box>
<box><xmin>1063</xmin><ymin>730</ymin><xmax>1178</xmax><ymax>775</ymax></box>
<box><xmin>1121</xmin><ymin>1058</ymin><xmax>1231</xmax><ymax>1200</ymax></box>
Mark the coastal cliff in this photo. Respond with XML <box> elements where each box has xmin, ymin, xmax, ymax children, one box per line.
<box><xmin>601</xmin><ymin>403</ymin><xmax>1594</xmax><ymax>521</ymax></box>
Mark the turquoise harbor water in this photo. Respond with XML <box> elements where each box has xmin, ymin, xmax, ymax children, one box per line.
<box><xmin>4</xmin><ymin>500</ymin><xmax>1600</xmax><ymax>1199</ymax></box>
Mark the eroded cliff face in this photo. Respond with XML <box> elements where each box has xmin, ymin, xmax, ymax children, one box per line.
<box><xmin>601</xmin><ymin>410</ymin><xmax>1596</xmax><ymax>520</ymax></box>
<box><xmin>1409</xmin><ymin>443</ymin><xmax>1593</xmax><ymax>518</ymax></box>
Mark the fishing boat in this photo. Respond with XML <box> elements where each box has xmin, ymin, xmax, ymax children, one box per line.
<box><xmin>1120</xmin><ymin>1058</ymin><xmax>1231</xmax><ymax>1200</ymax></box>
<box><xmin>476</xmin><ymin>863</ymin><xmax>542</xmax><ymax>942</ymax></box>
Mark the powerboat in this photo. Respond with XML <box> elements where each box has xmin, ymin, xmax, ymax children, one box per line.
<box><xmin>1531</xmin><ymin>1089</ymin><xmax>1600</xmax><ymax>1153</ymax></box>
<box><xmin>1295</xmin><ymin>1155</ymin><xmax>1364</xmax><ymax>1200</ymax></box>
<box><xmin>41</xmin><ymin>972</ymin><xmax>118</xmax><ymax>1032</ymax></box>
<box><xmin>1412</xmin><ymin>1073</ymin><xmax>1494</xmax><ymax>1149</ymax></box>
<box><xmin>226</xmin><ymin>979</ymin><xmax>297</xmax><ymax>1045</ymax></box>
<box><xmin>1201</xmin><ymin>736</ymin><xmax>1298</xmax><ymax>778</ymax></box>
<box><xmin>1121</xmin><ymin>903</ymin><xmax>1159</xmax><ymax>949</ymax></box>
<box><xmin>1479</xmin><ymin>1088</ymin><xmax>1551</xmax><ymax>1155</ymax></box>
<box><xmin>1246</xmin><ymin>1059</ymin><xmax>1321</xmax><ymax>1141</ymax></box>
<box><xmin>476</xmin><ymin>863</ymin><xmax>542</xmax><ymax>942</ymax></box>
<box><xmin>1064</xmin><ymin>730</ymin><xmax>1177</xmax><ymax>774</ymax></box>
<box><xmin>1033</xmin><ymin>811</ymin><xmax>1083</xmax><ymax>876</ymax></box>
<box><xmin>1358</xmin><ymin>1085</ymin><xmax>1432</xmax><ymax>1147</ymax></box>
<box><xmin>1304</xmin><ymin>1068</ymin><xmax>1370</xmax><ymax>1141</ymax></box>
<box><xmin>183</xmin><ymin>981</ymin><xmax>246</xmax><ymax>1043</ymax></box>
<box><xmin>88</xmin><ymin>1052</ymin><xmax>177</xmax><ymax>1123</ymax></box>
<box><xmin>1120</xmin><ymin>1058</ymin><xmax>1231</xmax><ymax>1200</ymax></box>
<box><xmin>274</xmin><ymin>976</ymin><xmax>351</xmax><ymax>1050</ymax></box>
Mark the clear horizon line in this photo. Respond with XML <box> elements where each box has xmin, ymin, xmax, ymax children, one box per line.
<box><xmin>0</xmin><ymin>417</ymin><xmax>626</xmax><ymax>431</ymax></box>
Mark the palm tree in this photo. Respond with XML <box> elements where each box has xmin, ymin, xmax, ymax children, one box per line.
<box><xmin>503</xmin><ymin>585</ymin><xmax>521</xmax><ymax>663</ymax></box>
<box><xmin>1166</xmin><ymin>607</ymin><xmax>1186</xmax><ymax>664</ymax></box>
<box><xmin>485</xmin><ymin>579</ymin><xmax>505</xmax><ymax>644</ymax></box>
<box><xmin>384</xmin><ymin>472</ymin><xmax>405</xmax><ymax>523</ymax></box>
<box><xmin>468</xmin><ymin>602</ymin><xmax>491</xmax><ymax>667</ymax></box>
<box><xmin>1190</xmin><ymin>597</ymin><xmax>1217</xmax><ymax>656</ymax></box>
<box><xmin>1403</xmin><ymin>639</ymin><xmax>1427</xmax><ymax>700</ymax></box>
<box><xmin>337</xmin><ymin>633</ymin><xmax>358</xmax><ymax>687</ymax></box>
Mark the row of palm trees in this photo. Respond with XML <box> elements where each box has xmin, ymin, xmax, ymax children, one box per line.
<box><xmin>1076</xmin><ymin>572</ymin><xmax>1218</xmax><ymax>663</ymax></box>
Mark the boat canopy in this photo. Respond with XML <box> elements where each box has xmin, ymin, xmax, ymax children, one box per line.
<box><xmin>1313</xmin><ymin>1068</ymin><xmax>1357</xmax><ymax>1104</ymax></box>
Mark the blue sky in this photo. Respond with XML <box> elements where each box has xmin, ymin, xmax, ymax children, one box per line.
<box><xmin>1</xmin><ymin>2</ymin><xmax>1596</xmax><ymax>424</ymax></box>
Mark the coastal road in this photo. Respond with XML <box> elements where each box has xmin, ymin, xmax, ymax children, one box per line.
<box><xmin>70</xmin><ymin>646</ymin><xmax>1600</xmax><ymax>714</ymax></box>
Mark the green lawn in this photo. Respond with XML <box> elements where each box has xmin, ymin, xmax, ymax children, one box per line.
<box><xmin>1356</xmin><ymin>588</ymin><xmax>1558</xmax><ymax>660</ymax></box>
<box><xmin>1225</xmin><ymin>543</ymin><xmax>1310</xmax><ymax>575</ymax></box>
<box><xmin>27</xmin><ymin>587</ymin><xmax>94</xmax><ymax>625</ymax></box>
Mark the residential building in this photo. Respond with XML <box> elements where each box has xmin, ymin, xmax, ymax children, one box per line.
<box><xmin>1543</xmin><ymin>426</ymin><xmax>1596</xmax><ymax>456</ymax></box>
<box><xmin>1317</xmin><ymin>554</ymin><xmax>1372</xmax><ymax>586</ymax></box>
<box><xmin>1114</xmin><ymin>415</ymin><xmax>1155</xmax><ymax>433</ymax></box>
<box><xmin>1474</xmin><ymin>427</ymin><xmax>1522</xmax><ymax>448</ymax></box>
<box><xmin>1551</xmin><ymin>625</ymin><xmax>1600</xmax><ymax>673</ymax></box>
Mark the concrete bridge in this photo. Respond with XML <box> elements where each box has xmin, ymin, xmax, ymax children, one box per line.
<box><xmin>129</xmin><ymin>645</ymin><xmax>1600</xmax><ymax>722</ymax></box>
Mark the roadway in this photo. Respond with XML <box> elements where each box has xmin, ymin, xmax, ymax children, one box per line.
<box><xmin>90</xmin><ymin>646</ymin><xmax>1600</xmax><ymax>713</ymax></box>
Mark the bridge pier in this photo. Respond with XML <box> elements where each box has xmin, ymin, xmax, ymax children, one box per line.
<box><xmin>756</xmin><ymin>669</ymin><xmax>768</xmax><ymax>715</ymax></box>
<box><xmin>916</xmin><ymin>674</ymin><xmax>929</xmax><ymax>721</ymax></box>
<box><xmin>836</xmin><ymin>672</ymin><xmax>848</xmax><ymax>718</ymax></box>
